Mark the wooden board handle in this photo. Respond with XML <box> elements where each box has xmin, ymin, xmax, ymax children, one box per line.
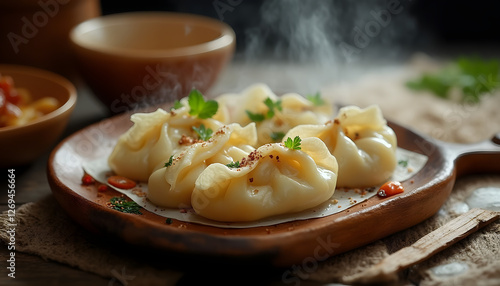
<box><xmin>343</xmin><ymin>208</ymin><xmax>500</xmax><ymax>284</ymax></box>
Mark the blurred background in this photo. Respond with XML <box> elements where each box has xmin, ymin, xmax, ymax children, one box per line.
<box><xmin>101</xmin><ymin>0</ymin><xmax>500</xmax><ymax>60</ymax></box>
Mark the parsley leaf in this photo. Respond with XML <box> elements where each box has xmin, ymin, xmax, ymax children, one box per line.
<box><xmin>264</xmin><ymin>97</ymin><xmax>282</xmax><ymax>118</ymax></box>
<box><xmin>398</xmin><ymin>159</ymin><xmax>409</xmax><ymax>167</ymax></box>
<box><xmin>406</xmin><ymin>57</ymin><xmax>500</xmax><ymax>103</ymax></box>
<box><xmin>246</xmin><ymin>97</ymin><xmax>282</xmax><ymax>122</ymax></box>
<box><xmin>306</xmin><ymin>92</ymin><xmax>325</xmax><ymax>106</ymax></box>
<box><xmin>192</xmin><ymin>124</ymin><xmax>213</xmax><ymax>141</ymax></box>
<box><xmin>226</xmin><ymin>161</ymin><xmax>240</xmax><ymax>168</ymax></box>
<box><xmin>171</xmin><ymin>100</ymin><xmax>183</xmax><ymax>110</ymax></box>
<box><xmin>188</xmin><ymin>89</ymin><xmax>218</xmax><ymax>119</ymax></box>
<box><xmin>284</xmin><ymin>136</ymin><xmax>302</xmax><ymax>150</ymax></box>
<box><xmin>246</xmin><ymin>110</ymin><xmax>265</xmax><ymax>122</ymax></box>
<box><xmin>270</xmin><ymin>131</ymin><xmax>285</xmax><ymax>142</ymax></box>
<box><xmin>164</xmin><ymin>155</ymin><xmax>174</xmax><ymax>168</ymax></box>
<box><xmin>109</xmin><ymin>197</ymin><xmax>142</xmax><ymax>215</ymax></box>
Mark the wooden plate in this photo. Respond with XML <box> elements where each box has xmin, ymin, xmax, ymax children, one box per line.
<box><xmin>47</xmin><ymin>110</ymin><xmax>500</xmax><ymax>267</ymax></box>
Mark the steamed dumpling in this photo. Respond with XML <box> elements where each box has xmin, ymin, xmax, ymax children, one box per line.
<box><xmin>108</xmin><ymin>107</ymin><xmax>223</xmax><ymax>182</ymax></box>
<box><xmin>284</xmin><ymin>105</ymin><xmax>397</xmax><ymax>188</ymax></box>
<box><xmin>215</xmin><ymin>84</ymin><xmax>334</xmax><ymax>145</ymax></box>
<box><xmin>191</xmin><ymin>137</ymin><xmax>338</xmax><ymax>222</ymax></box>
<box><xmin>147</xmin><ymin>123</ymin><xmax>257</xmax><ymax>208</ymax></box>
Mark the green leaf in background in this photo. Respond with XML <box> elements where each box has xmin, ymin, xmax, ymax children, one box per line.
<box><xmin>306</xmin><ymin>92</ymin><xmax>325</xmax><ymax>106</ymax></box>
<box><xmin>270</xmin><ymin>131</ymin><xmax>285</xmax><ymax>142</ymax></box>
<box><xmin>406</xmin><ymin>57</ymin><xmax>500</xmax><ymax>103</ymax></box>
<box><xmin>246</xmin><ymin>110</ymin><xmax>266</xmax><ymax>122</ymax></box>
<box><xmin>264</xmin><ymin>97</ymin><xmax>282</xmax><ymax>118</ymax></box>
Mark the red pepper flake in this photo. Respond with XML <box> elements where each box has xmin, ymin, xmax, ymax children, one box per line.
<box><xmin>180</xmin><ymin>209</ymin><xmax>188</xmax><ymax>213</ymax></box>
<box><xmin>97</xmin><ymin>184</ymin><xmax>108</xmax><ymax>192</ymax></box>
<box><xmin>81</xmin><ymin>173</ymin><xmax>95</xmax><ymax>185</ymax></box>
<box><xmin>276</xmin><ymin>155</ymin><xmax>280</xmax><ymax>162</ymax></box>
<box><xmin>107</xmin><ymin>175</ymin><xmax>136</xmax><ymax>189</ymax></box>
<box><xmin>249</xmin><ymin>177</ymin><xmax>254</xmax><ymax>183</ymax></box>
<box><xmin>269</xmin><ymin>155</ymin><xmax>273</xmax><ymax>159</ymax></box>
<box><xmin>377</xmin><ymin>181</ymin><xmax>404</xmax><ymax>197</ymax></box>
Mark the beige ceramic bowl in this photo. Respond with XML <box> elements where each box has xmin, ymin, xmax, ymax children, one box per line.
<box><xmin>0</xmin><ymin>65</ymin><xmax>77</xmax><ymax>168</ymax></box>
<box><xmin>70</xmin><ymin>12</ymin><xmax>235</xmax><ymax>113</ymax></box>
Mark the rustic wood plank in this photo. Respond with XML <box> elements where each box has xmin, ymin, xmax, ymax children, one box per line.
<box><xmin>344</xmin><ymin>208</ymin><xmax>500</xmax><ymax>284</ymax></box>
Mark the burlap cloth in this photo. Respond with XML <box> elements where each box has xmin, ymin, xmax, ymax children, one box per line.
<box><xmin>1</xmin><ymin>55</ymin><xmax>499</xmax><ymax>285</ymax></box>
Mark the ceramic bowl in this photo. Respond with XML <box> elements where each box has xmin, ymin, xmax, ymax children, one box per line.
<box><xmin>0</xmin><ymin>65</ymin><xmax>77</xmax><ymax>168</ymax></box>
<box><xmin>69</xmin><ymin>12</ymin><xmax>235</xmax><ymax>113</ymax></box>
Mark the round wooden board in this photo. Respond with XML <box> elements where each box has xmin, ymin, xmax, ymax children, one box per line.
<box><xmin>47</xmin><ymin>109</ymin><xmax>500</xmax><ymax>267</ymax></box>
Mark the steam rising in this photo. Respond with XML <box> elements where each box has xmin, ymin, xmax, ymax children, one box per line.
<box><xmin>217</xmin><ymin>0</ymin><xmax>419</xmax><ymax>95</ymax></box>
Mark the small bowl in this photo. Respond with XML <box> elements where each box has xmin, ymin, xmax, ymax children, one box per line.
<box><xmin>0</xmin><ymin>65</ymin><xmax>77</xmax><ymax>168</ymax></box>
<box><xmin>70</xmin><ymin>12</ymin><xmax>235</xmax><ymax>113</ymax></box>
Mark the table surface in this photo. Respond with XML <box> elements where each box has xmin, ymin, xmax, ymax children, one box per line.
<box><xmin>0</xmin><ymin>52</ymin><xmax>496</xmax><ymax>285</ymax></box>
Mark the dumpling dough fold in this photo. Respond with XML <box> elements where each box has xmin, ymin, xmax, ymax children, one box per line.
<box><xmin>147</xmin><ymin>123</ymin><xmax>257</xmax><ymax>208</ymax></box>
<box><xmin>285</xmin><ymin>105</ymin><xmax>397</xmax><ymax>188</ymax></box>
<box><xmin>191</xmin><ymin>137</ymin><xmax>338</xmax><ymax>222</ymax></box>
<box><xmin>108</xmin><ymin>107</ymin><xmax>223</xmax><ymax>182</ymax></box>
<box><xmin>215</xmin><ymin>83</ymin><xmax>334</xmax><ymax>145</ymax></box>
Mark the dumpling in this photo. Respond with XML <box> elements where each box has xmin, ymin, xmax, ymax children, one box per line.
<box><xmin>147</xmin><ymin>123</ymin><xmax>257</xmax><ymax>208</ymax></box>
<box><xmin>191</xmin><ymin>137</ymin><xmax>338</xmax><ymax>222</ymax></box>
<box><xmin>108</xmin><ymin>107</ymin><xmax>223</xmax><ymax>182</ymax></box>
<box><xmin>215</xmin><ymin>83</ymin><xmax>334</xmax><ymax>145</ymax></box>
<box><xmin>284</xmin><ymin>105</ymin><xmax>397</xmax><ymax>188</ymax></box>
<box><xmin>214</xmin><ymin>83</ymin><xmax>278</xmax><ymax>126</ymax></box>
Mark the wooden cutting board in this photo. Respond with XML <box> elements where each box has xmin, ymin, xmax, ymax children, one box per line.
<box><xmin>47</xmin><ymin>108</ymin><xmax>500</xmax><ymax>267</ymax></box>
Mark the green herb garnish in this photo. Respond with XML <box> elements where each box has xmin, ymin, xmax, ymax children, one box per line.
<box><xmin>226</xmin><ymin>161</ymin><xmax>241</xmax><ymax>168</ymax></box>
<box><xmin>245</xmin><ymin>110</ymin><xmax>266</xmax><ymax>122</ymax></box>
<box><xmin>270</xmin><ymin>131</ymin><xmax>285</xmax><ymax>142</ymax></box>
<box><xmin>171</xmin><ymin>100</ymin><xmax>183</xmax><ymax>110</ymax></box>
<box><xmin>246</xmin><ymin>97</ymin><xmax>282</xmax><ymax>122</ymax></box>
<box><xmin>166</xmin><ymin>218</ymin><xmax>173</xmax><ymax>224</ymax></box>
<box><xmin>284</xmin><ymin>136</ymin><xmax>302</xmax><ymax>150</ymax></box>
<box><xmin>306</xmin><ymin>92</ymin><xmax>325</xmax><ymax>106</ymax></box>
<box><xmin>109</xmin><ymin>197</ymin><xmax>142</xmax><ymax>215</ymax></box>
<box><xmin>192</xmin><ymin>124</ymin><xmax>213</xmax><ymax>141</ymax></box>
<box><xmin>406</xmin><ymin>57</ymin><xmax>500</xmax><ymax>103</ymax></box>
<box><xmin>188</xmin><ymin>89</ymin><xmax>219</xmax><ymax>119</ymax></box>
<box><xmin>398</xmin><ymin>159</ymin><xmax>409</xmax><ymax>167</ymax></box>
<box><xmin>263</xmin><ymin>97</ymin><xmax>282</xmax><ymax>118</ymax></box>
<box><xmin>164</xmin><ymin>155</ymin><xmax>174</xmax><ymax>168</ymax></box>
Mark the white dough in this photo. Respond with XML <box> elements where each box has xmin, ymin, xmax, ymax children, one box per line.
<box><xmin>285</xmin><ymin>105</ymin><xmax>397</xmax><ymax>187</ymax></box>
<box><xmin>147</xmin><ymin>123</ymin><xmax>257</xmax><ymax>208</ymax></box>
<box><xmin>191</xmin><ymin>137</ymin><xmax>338</xmax><ymax>222</ymax></box>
